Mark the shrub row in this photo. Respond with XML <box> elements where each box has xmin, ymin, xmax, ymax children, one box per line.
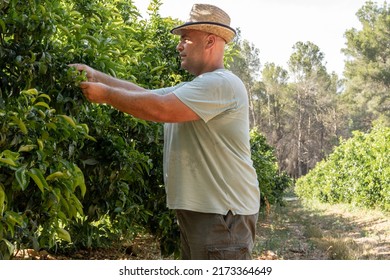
<box><xmin>296</xmin><ymin>122</ymin><xmax>390</xmax><ymax>211</ymax></box>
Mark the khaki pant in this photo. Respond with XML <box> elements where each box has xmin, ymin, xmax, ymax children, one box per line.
<box><xmin>176</xmin><ymin>210</ymin><xmax>258</xmax><ymax>260</ymax></box>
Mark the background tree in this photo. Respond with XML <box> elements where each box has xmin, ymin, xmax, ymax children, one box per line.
<box><xmin>342</xmin><ymin>1</ymin><xmax>390</xmax><ymax>132</ymax></box>
<box><xmin>285</xmin><ymin>41</ymin><xmax>339</xmax><ymax>177</ymax></box>
<box><xmin>229</xmin><ymin>35</ymin><xmax>262</xmax><ymax>127</ymax></box>
<box><xmin>258</xmin><ymin>63</ymin><xmax>290</xmax><ymax>171</ymax></box>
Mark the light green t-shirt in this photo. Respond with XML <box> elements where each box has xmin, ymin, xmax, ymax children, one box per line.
<box><xmin>153</xmin><ymin>69</ymin><xmax>260</xmax><ymax>215</ymax></box>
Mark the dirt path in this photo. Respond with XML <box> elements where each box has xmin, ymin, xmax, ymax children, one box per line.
<box><xmin>254</xmin><ymin>197</ymin><xmax>390</xmax><ymax>260</ymax></box>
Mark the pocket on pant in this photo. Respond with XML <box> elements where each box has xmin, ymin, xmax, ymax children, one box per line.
<box><xmin>207</xmin><ymin>245</ymin><xmax>251</xmax><ymax>260</ymax></box>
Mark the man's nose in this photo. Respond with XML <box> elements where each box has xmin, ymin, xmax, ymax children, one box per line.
<box><xmin>176</xmin><ymin>42</ymin><xmax>183</xmax><ymax>51</ymax></box>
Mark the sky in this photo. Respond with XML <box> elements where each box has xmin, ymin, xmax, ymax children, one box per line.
<box><xmin>133</xmin><ymin>0</ymin><xmax>377</xmax><ymax>78</ymax></box>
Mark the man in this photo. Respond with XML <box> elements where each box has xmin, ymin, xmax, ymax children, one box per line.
<box><xmin>72</xmin><ymin>4</ymin><xmax>260</xmax><ymax>260</ymax></box>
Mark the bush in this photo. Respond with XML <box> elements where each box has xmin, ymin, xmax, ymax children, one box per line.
<box><xmin>0</xmin><ymin>0</ymin><xmax>183</xmax><ymax>258</ymax></box>
<box><xmin>0</xmin><ymin>88</ymin><xmax>91</xmax><ymax>259</ymax></box>
<box><xmin>250</xmin><ymin>129</ymin><xmax>292</xmax><ymax>208</ymax></box>
<box><xmin>296</xmin><ymin>122</ymin><xmax>390</xmax><ymax>211</ymax></box>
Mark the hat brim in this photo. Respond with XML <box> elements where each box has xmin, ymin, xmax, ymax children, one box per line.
<box><xmin>170</xmin><ymin>22</ymin><xmax>236</xmax><ymax>43</ymax></box>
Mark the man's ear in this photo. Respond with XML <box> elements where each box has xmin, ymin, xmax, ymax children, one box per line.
<box><xmin>205</xmin><ymin>34</ymin><xmax>216</xmax><ymax>49</ymax></box>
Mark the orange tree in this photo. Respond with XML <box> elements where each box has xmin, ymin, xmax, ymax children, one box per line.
<box><xmin>0</xmin><ymin>0</ymin><xmax>186</xmax><ymax>258</ymax></box>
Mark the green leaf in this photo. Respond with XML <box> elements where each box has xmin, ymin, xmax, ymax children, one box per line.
<box><xmin>56</xmin><ymin>228</ymin><xmax>71</xmax><ymax>243</ymax></box>
<box><xmin>15</xmin><ymin>166</ymin><xmax>29</xmax><ymax>191</ymax></box>
<box><xmin>82</xmin><ymin>158</ymin><xmax>99</xmax><ymax>165</ymax></box>
<box><xmin>28</xmin><ymin>168</ymin><xmax>50</xmax><ymax>193</ymax></box>
<box><xmin>46</xmin><ymin>171</ymin><xmax>65</xmax><ymax>181</ymax></box>
<box><xmin>57</xmin><ymin>24</ymin><xmax>71</xmax><ymax>36</ymax></box>
<box><xmin>0</xmin><ymin>239</ymin><xmax>15</xmax><ymax>258</ymax></box>
<box><xmin>0</xmin><ymin>19</ymin><xmax>6</xmax><ymax>33</ymax></box>
<box><xmin>34</xmin><ymin>101</ymin><xmax>51</xmax><ymax>109</ymax></box>
<box><xmin>4</xmin><ymin>211</ymin><xmax>24</xmax><ymax>226</ymax></box>
<box><xmin>22</xmin><ymin>88</ymin><xmax>39</xmax><ymax>96</ymax></box>
<box><xmin>10</xmin><ymin>116</ymin><xmax>28</xmax><ymax>135</ymax></box>
<box><xmin>2</xmin><ymin>150</ymin><xmax>19</xmax><ymax>159</ymax></box>
<box><xmin>85</xmin><ymin>135</ymin><xmax>97</xmax><ymax>142</ymax></box>
<box><xmin>70</xmin><ymin>193</ymin><xmax>83</xmax><ymax>215</ymax></box>
<box><xmin>73</xmin><ymin>165</ymin><xmax>86</xmax><ymax>197</ymax></box>
<box><xmin>58</xmin><ymin>115</ymin><xmax>76</xmax><ymax>128</ymax></box>
<box><xmin>0</xmin><ymin>158</ymin><xmax>17</xmax><ymax>167</ymax></box>
<box><xmin>37</xmin><ymin>93</ymin><xmax>51</xmax><ymax>101</ymax></box>
<box><xmin>0</xmin><ymin>184</ymin><xmax>5</xmax><ymax>216</ymax></box>
<box><xmin>37</xmin><ymin>139</ymin><xmax>44</xmax><ymax>151</ymax></box>
<box><xmin>81</xmin><ymin>34</ymin><xmax>100</xmax><ymax>46</ymax></box>
<box><xmin>150</xmin><ymin>65</ymin><xmax>165</xmax><ymax>73</ymax></box>
<box><xmin>18</xmin><ymin>144</ymin><xmax>37</xmax><ymax>152</ymax></box>
<box><xmin>38</xmin><ymin>62</ymin><xmax>48</xmax><ymax>75</ymax></box>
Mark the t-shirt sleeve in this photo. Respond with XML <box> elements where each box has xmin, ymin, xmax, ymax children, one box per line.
<box><xmin>172</xmin><ymin>72</ymin><xmax>237</xmax><ymax>123</ymax></box>
<box><xmin>151</xmin><ymin>82</ymin><xmax>186</xmax><ymax>95</ymax></box>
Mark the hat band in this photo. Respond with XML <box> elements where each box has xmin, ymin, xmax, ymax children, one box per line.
<box><xmin>172</xmin><ymin>21</ymin><xmax>236</xmax><ymax>34</ymax></box>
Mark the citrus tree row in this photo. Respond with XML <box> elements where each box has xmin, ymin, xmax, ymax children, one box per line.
<box><xmin>296</xmin><ymin>122</ymin><xmax>390</xmax><ymax>211</ymax></box>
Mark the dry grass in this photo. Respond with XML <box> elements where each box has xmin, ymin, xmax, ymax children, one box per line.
<box><xmin>302</xmin><ymin>200</ymin><xmax>390</xmax><ymax>259</ymax></box>
<box><xmin>254</xmin><ymin>196</ymin><xmax>390</xmax><ymax>260</ymax></box>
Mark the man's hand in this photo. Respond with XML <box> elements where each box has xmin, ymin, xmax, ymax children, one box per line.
<box><xmin>69</xmin><ymin>64</ymin><xmax>98</xmax><ymax>82</ymax></box>
<box><xmin>80</xmin><ymin>81</ymin><xmax>110</xmax><ymax>104</ymax></box>
<box><xmin>69</xmin><ymin>64</ymin><xmax>109</xmax><ymax>104</ymax></box>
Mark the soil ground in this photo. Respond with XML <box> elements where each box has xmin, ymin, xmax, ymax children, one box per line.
<box><xmin>254</xmin><ymin>197</ymin><xmax>390</xmax><ymax>260</ymax></box>
<box><xmin>13</xmin><ymin>196</ymin><xmax>390</xmax><ymax>260</ymax></box>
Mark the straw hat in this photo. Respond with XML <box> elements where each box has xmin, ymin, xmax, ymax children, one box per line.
<box><xmin>170</xmin><ymin>4</ymin><xmax>236</xmax><ymax>43</ymax></box>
